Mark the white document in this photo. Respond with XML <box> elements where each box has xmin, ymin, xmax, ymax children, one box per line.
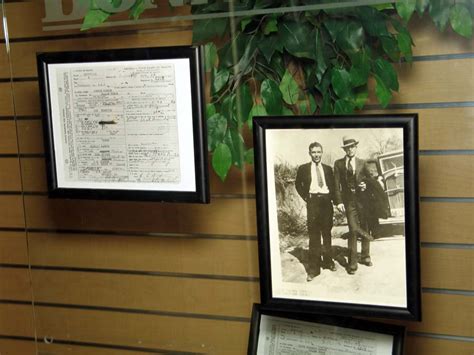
<box><xmin>48</xmin><ymin>58</ymin><xmax>196</xmax><ymax>191</ymax></box>
<box><xmin>256</xmin><ymin>315</ymin><xmax>394</xmax><ymax>355</ymax></box>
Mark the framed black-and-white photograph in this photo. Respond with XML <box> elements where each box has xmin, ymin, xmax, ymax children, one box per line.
<box><xmin>248</xmin><ymin>303</ymin><xmax>405</xmax><ymax>355</ymax></box>
<box><xmin>37</xmin><ymin>46</ymin><xmax>209</xmax><ymax>203</ymax></box>
<box><xmin>253</xmin><ymin>115</ymin><xmax>420</xmax><ymax>320</ymax></box>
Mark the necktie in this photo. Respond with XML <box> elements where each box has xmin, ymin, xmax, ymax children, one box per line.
<box><xmin>316</xmin><ymin>164</ymin><xmax>323</xmax><ymax>187</ymax></box>
<box><xmin>347</xmin><ymin>158</ymin><xmax>354</xmax><ymax>175</ymax></box>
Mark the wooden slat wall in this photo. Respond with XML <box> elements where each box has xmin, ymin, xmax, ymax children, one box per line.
<box><xmin>1</xmin><ymin>2</ymin><xmax>473</xmax><ymax>354</ymax></box>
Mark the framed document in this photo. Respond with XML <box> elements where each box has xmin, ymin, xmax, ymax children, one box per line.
<box><xmin>253</xmin><ymin>114</ymin><xmax>421</xmax><ymax>319</ymax></box>
<box><xmin>37</xmin><ymin>46</ymin><xmax>209</xmax><ymax>203</ymax></box>
<box><xmin>248</xmin><ymin>304</ymin><xmax>405</xmax><ymax>355</ymax></box>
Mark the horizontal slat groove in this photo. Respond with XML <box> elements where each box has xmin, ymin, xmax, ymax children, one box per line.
<box><xmin>422</xmin><ymin>288</ymin><xmax>473</xmax><ymax>296</ymax></box>
<box><xmin>0</xmin><ymin>300</ymin><xmax>250</xmax><ymax>323</ymax></box>
<box><xmin>407</xmin><ymin>332</ymin><xmax>474</xmax><ymax>343</ymax></box>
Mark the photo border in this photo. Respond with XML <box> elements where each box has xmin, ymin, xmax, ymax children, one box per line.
<box><xmin>37</xmin><ymin>46</ymin><xmax>209</xmax><ymax>203</ymax></box>
<box><xmin>253</xmin><ymin>114</ymin><xmax>421</xmax><ymax>320</ymax></box>
<box><xmin>248</xmin><ymin>303</ymin><xmax>406</xmax><ymax>355</ymax></box>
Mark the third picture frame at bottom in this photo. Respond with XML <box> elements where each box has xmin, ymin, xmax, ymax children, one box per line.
<box><xmin>253</xmin><ymin>114</ymin><xmax>421</xmax><ymax>320</ymax></box>
<box><xmin>248</xmin><ymin>304</ymin><xmax>406</xmax><ymax>355</ymax></box>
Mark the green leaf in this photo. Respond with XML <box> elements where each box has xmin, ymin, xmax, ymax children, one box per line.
<box><xmin>279</xmin><ymin>70</ymin><xmax>300</xmax><ymax>105</ymax></box>
<box><xmin>270</xmin><ymin>54</ymin><xmax>285</xmax><ymax>78</ymax></box>
<box><xmin>224</xmin><ymin>128</ymin><xmax>246</xmax><ymax>168</ymax></box>
<box><xmin>336</xmin><ymin>21</ymin><xmax>365</xmax><ymax>54</ymax></box>
<box><xmin>263</xmin><ymin>18</ymin><xmax>278</xmax><ymax>35</ymax></box>
<box><xmin>235</xmin><ymin>34</ymin><xmax>260</xmax><ymax>75</ymax></box>
<box><xmin>324</xmin><ymin>19</ymin><xmax>344</xmax><ymax>41</ymax></box>
<box><xmin>254</xmin><ymin>0</ymin><xmax>273</xmax><ymax>9</ymax></box>
<box><xmin>206</xmin><ymin>103</ymin><xmax>216</xmax><ymax>119</ymax></box>
<box><xmin>396</xmin><ymin>0</ymin><xmax>416</xmax><ymax>22</ymax></box>
<box><xmin>349</xmin><ymin>51</ymin><xmax>370</xmax><ymax>87</ymax></box>
<box><xmin>247</xmin><ymin>104</ymin><xmax>268</xmax><ymax>129</ymax></box>
<box><xmin>416</xmin><ymin>0</ymin><xmax>430</xmax><ymax>16</ymax></box>
<box><xmin>192</xmin><ymin>18</ymin><xmax>228</xmax><ymax>43</ymax></box>
<box><xmin>234</xmin><ymin>83</ymin><xmax>253</xmax><ymax>126</ymax></box>
<box><xmin>279</xmin><ymin>22</ymin><xmax>316</xmax><ymax>60</ymax></box>
<box><xmin>429</xmin><ymin>0</ymin><xmax>451</xmax><ymax>32</ymax></box>
<box><xmin>212</xmin><ymin>68</ymin><xmax>229</xmax><ymax>94</ymax></box>
<box><xmin>380</xmin><ymin>36</ymin><xmax>401</xmax><ymax>61</ymax></box>
<box><xmin>356</xmin><ymin>7</ymin><xmax>390</xmax><ymax>37</ymax></box>
<box><xmin>261</xmin><ymin>79</ymin><xmax>283</xmax><ymax>115</ymax></box>
<box><xmin>212</xmin><ymin>143</ymin><xmax>233</xmax><ymax>181</ymax></box>
<box><xmin>450</xmin><ymin>4</ymin><xmax>473</xmax><ymax>38</ymax></box>
<box><xmin>374</xmin><ymin>76</ymin><xmax>393</xmax><ymax>108</ymax></box>
<box><xmin>241</xmin><ymin>18</ymin><xmax>252</xmax><ymax>31</ymax></box>
<box><xmin>372</xmin><ymin>58</ymin><xmax>399</xmax><ymax>91</ymax></box>
<box><xmin>112</xmin><ymin>0</ymin><xmax>122</xmax><ymax>7</ymax></box>
<box><xmin>297</xmin><ymin>95</ymin><xmax>317</xmax><ymax>114</ymax></box>
<box><xmin>258</xmin><ymin>34</ymin><xmax>283</xmax><ymax>63</ymax></box>
<box><xmin>129</xmin><ymin>0</ymin><xmax>146</xmax><ymax>20</ymax></box>
<box><xmin>353</xmin><ymin>86</ymin><xmax>369</xmax><ymax>109</ymax></box>
<box><xmin>331</xmin><ymin>68</ymin><xmax>352</xmax><ymax>99</ymax></box>
<box><xmin>219</xmin><ymin>33</ymin><xmax>247</xmax><ymax>68</ymax></box>
<box><xmin>204</xmin><ymin>43</ymin><xmax>217</xmax><ymax>72</ymax></box>
<box><xmin>81</xmin><ymin>9</ymin><xmax>110</xmax><ymax>31</ymax></box>
<box><xmin>244</xmin><ymin>148</ymin><xmax>254</xmax><ymax>164</ymax></box>
<box><xmin>315</xmin><ymin>29</ymin><xmax>328</xmax><ymax>80</ymax></box>
<box><xmin>282</xmin><ymin>107</ymin><xmax>294</xmax><ymax>115</ymax></box>
<box><xmin>207</xmin><ymin>113</ymin><xmax>228</xmax><ymax>151</ymax></box>
<box><xmin>397</xmin><ymin>30</ymin><xmax>413</xmax><ymax>62</ymax></box>
<box><xmin>221</xmin><ymin>94</ymin><xmax>235</xmax><ymax>122</ymax></box>
<box><xmin>334</xmin><ymin>99</ymin><xmax>355</xmax><ymax>114</ymax></box>
<box><xmin>320</xmin><ymin>95</ymin><xmax>333</xmax><ymax>114</ymax></box>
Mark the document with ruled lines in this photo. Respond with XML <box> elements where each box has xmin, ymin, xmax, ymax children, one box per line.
<box><xmin>257</xmin><ymin>315</ymin><xmax>393</xmax><ymax>355</ymax></box>
<box><xmin>47</xmin><ymin>58</ymin><xmax>196</xmax><ymax>192</ymax></box>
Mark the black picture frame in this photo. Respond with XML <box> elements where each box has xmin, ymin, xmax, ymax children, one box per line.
<box><xmin>253</xmin><ymin>114</ymin><xmax>421</xmax><ymax>320</ymax></box>
<box><xmin>248</xmin><ymin>303</ymin><xmax>406</xmax><ymax>355</ymax></box>
<box><xmin>37</xmin><ymin>46</ymin><xmax>209</xmax><ymax>203</ymax></box>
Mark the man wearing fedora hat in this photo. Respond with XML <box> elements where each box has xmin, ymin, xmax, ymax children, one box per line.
<box><xmin>295</xmin><ymin>141</ymin><xmax>337</xmax><ymax>281</ymax></box>
<box><xmin>334</xmin><ymin>136</ymin><xmax>374</xmax><ymax>275</ymax></box>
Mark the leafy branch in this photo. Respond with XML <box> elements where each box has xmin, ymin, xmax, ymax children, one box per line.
<box><xmin>81</xmin><ymin>0</ymin><xmax>473</xmax><ymax>180</ymax></box>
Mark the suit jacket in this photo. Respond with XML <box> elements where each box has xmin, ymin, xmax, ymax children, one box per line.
<box><xmin>295</xmin><ymin>162</ymin><xmax>335</xmax><ymax>203</ymax></box>
<box><xmin>333</xmin><ymin>157</ymin><xmax>368</xmax><ymax>205</ymax></box>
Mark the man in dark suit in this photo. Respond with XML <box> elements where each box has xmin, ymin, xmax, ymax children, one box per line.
<box><xmin>334</xmin><ymin>136</ymin><xmax>374</xmax><ymax>275</ymax></box>
<box><xmin>295</xmin><ymin>142</ymin><xmax>336</xmax><ymax>281</ymax></box>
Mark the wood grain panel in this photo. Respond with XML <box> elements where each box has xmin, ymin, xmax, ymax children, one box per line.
<box><xmin>24</xmin><ymin>195</ymin><xmax>257</xmax><ymax>235</ymax></box>
<box><xmin>37</xmin><ymin>342</ymin><xmax>158</xmax><ymax>355</ymax></box>
<box><xmin>404</xmin><ymin>293</ymin><xmax>473</xmax><ymax>337</ymax></box>
<box><xmin>9</xmin><ymin>82</ymin><xmax>39</xmax><ymax>117</ymax></box>
<box><xmin>35</xmin><ymin>306</ymin><xmax>249</xmax><ymax>354</ymax></box>
<box><xmin>16</xmin><ymin>119</ymin><xmax>43</xmax><ymax>155</ymax></box>
<box><xmin>0</xmin><ymin>195</ymin><xmax>25</xmax><ymax>228</ymax></box>
<box><xmin>368</xmin><ymin>107</ymin><xmax>474</xmax><ymax>151</ymax></box>
<box><xmin>0</xmin><ymin>121</ymin><xmax>18</xmax><ymax>154</ymax></box>
<box><xmin>4</xmin><ymin>2</ymin><xmax>474</xmax><ymax>58</ymax></box>
<box><xmin>421</xmin><ymin>248</ymin><xmax>473</xmax><ymax>291</ymax></box>
<box><xmin>0</xmin><ymin>158</ymin><xmax>21</xmax><ymax>191</ymax></box>
<box><xmin>4</xmin><ymin>1</ymin><xmax>190</xmax><ymax>40</ymax></box>
<box><xmin>409</xmin><ymin>18</ymin><xmax>474</xmax><ymax>56</ymax></box>
<box><xmin>0</xmin><ymin>232</ymin><xmax>28</xmax><ymax>264</ymax></box>
<box><xmin>28</xmin><ymin>232</ymin><xmax>259</xmax><ymax>277</ymax></box>
<box><xmin>0</xmin><ymin>268</ymin><xmax>31</xmax><ymax>301</ymax></box>
<box><xmin>0</xmin><ymin>83</ymin><xmax>14</xmax><ymax>116</ymax></box>
<box><xmin>20</xmin><ymin>154</ymin><xmax>474</xmax><ymax>198</ymax></box>
<box><xmin>420</xmin><ymin>202</ymin><xmax>473</xmax><ymax>244</ymax></box>
<box><xmin>367</xmin><ymin>59</ymin><xmax>474</xmax><ymax>105</ymax></box>
<box><xmin>405</xmin><ymin>335</ymin><xmax>474</xmax><ymax>355</ymax></box>
<box><xmin>9</xmin><ymin>59</ymin><xmax>474</xmax><ymax>117</ymax></box>
<box><xmin>31</xmin><ymin>270</ymin><xmax>258</xmax><ymax>318</ymax></box>
<box><xmin>0</xmin><ymin>304</ymin><xmax>34</xmax><ymax>337</ymax></box>
<box><xmin>15</xmin><ymin>107</ymin><xmax>474</xmax><ymax>156</ymax></box>
<box><xmin>0</xmin><ymin>339</ymin><xmax>36</xmax><ymax>355</ymax></box>
<box><xmin>19</xmin><ymin>157</ymin><xmax>256</xmax><ymax>196</ymax></box>
<box><xmin>21</xmin><ymin>195</ymin><xmax>473</xmax><ymax>243</ymax></box>
<box><xmin>419</xmin><ymin>155</ymin><xmax>474</xmax><ymax>198</ymax></box>
<box><xmin>5</xmin><ymin>31</ymin><xmax>192</xmax><ymax>78</ymax></box>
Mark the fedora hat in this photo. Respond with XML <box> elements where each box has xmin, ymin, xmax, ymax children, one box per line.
<box><xmin>341</xmin><ymin>136</ymin><xmax>359</xmax><ymax>148</ymax></box>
